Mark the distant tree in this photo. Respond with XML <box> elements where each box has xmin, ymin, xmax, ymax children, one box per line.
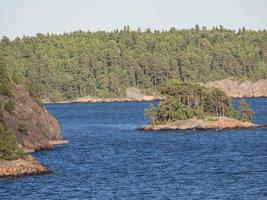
<box><xmin>240</xmin><ymin>99</ymin><xmax>254</xmax><ymax>121</ymax></box>
<box><xmin>144</xmin><ymin>103</ymin><xmax>157</xmax><ymax>124</ymax></box>
<box><xmin>146</xmin><ymin>80</ymin><xmax>242</xmax><ymax>124</ymax></box>
<box><xmin>0</xmin><ymin>61</ymin><xmax>10</xmax><ymax>95</ymax></box>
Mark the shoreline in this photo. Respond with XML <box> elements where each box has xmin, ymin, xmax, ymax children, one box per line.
<box><xmin>0</xmin><ymin>140</ymin><xmax>68</xmax><ymax>178</ymax></box>
<box><xmin>142</xmin><ymin>117</ymin><xmax>259</xmax><ymax>131</ymax></box>
<box><xmin>0</xmin><ymin>155</ymin><xmax>50</xmax><ymax>178</ymax></box>
<box><xmin>44</xmin><ymin>91</ymin><xmax>267</xmax><ymax>105</ymax></box>
<box><xmin>43</xmin><ymin>79</ymin><xmax>267</xmax><ymax>104</ymax></box>
<box><xmin>44</xmin><ymin>96</ymin><xmax>162</xmax><ymax>104</ymax></box>
<box><xmin>44</xmin><ymin>96</ymin><xmax>267</xmax><ymax>105</ymax></box>
<box><xmin>23</xmin><ymin>140</ymin><xmax>69</xmax><ymax>153</ymax></box>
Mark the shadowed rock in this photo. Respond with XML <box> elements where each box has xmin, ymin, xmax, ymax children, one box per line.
<box><xmin>1</xmin><ymin>85</ymin><xmax>63</xmax><ymax>151</ymax></box>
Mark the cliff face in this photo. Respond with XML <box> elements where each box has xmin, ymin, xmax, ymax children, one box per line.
<box><xmin>206</xmin><ymin>79</ymin><xmax>267</xmax><ymax>97</ymax></box>
<box><xmin>0</xmin><ymin>84</ymin><xmax>62</xmax><ymax>151</ymax></box>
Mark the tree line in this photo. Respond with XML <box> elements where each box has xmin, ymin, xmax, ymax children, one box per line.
<box><xmin>0</xmin><ymin>26</ymin><xmax>266</xmax><ymax>101</ymax></box>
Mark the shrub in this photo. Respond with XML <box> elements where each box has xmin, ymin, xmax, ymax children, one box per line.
<box><xmin>206</xmin><ymin>116</ymin><xmax>219</xmax><ymax>121</ymax></box>
<box><xmin>144</xmin><ymin>103</ymin><xmax>157</xmax><ymax>124</ymax></box>
<box><xmin>0</xmin><ymin>122</ymin><xmax>25</xmax><ymax>160</ymax></box>
<box><xmin>4</xmin><ymin>100</ymin><xmax>15</xmax><ymax>113</ymax></box>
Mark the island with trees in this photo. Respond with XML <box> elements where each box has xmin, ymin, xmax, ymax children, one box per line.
<box><xmin>143</xmin><ymin>80</ymin><xmax>257</xmax><ymax>131</ymax></box>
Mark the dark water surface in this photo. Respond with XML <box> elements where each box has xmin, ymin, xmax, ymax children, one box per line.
<box><xmin>1</xmin><ymin>98</ymin><xmax>267</xmax><ymax>199</ymax></box>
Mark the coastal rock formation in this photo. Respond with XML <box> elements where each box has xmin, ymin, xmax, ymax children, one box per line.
<box><xmin>1</xmin><ymin>84</ymin><xmax>63</xmax><ymax>151</ymax></box>
<box><xmin>206</xmin><ymin>79</ymin><xmax>267</xmax><ymax>97</ymax></box>
<box><xmin>0</xmin><ymin>155</ymin><xmax>49</xmax><ymax>178</ymax></box>
<box><xmin>143</xmin><ymin>117</ymin><xmax>257</xmax><ymax>131</ymax></box>
<box><xmin>48</xmin><ymin>87</ymin><xmax>161</xmax><ymax>104</ymax></box>
<box><xmin>45</xmin><ymin>79</ymin><xmax>267</xmax><ymax>104</ymax></box>
<box><xmin>53</xmin><ymin>96</ymin><xmax>159</xmax><ymax>104</ymax></box>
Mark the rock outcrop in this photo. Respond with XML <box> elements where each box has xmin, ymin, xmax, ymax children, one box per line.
<box><xmin>0</xmin><ymin>155</ymin><xmax>49</xmax><ymax>178</ymax></box>
<box><xmin>206</xmin><ymin>79</ymin><xmax>267</xmax><ymax>98</ymax></box>
<box><xmin>44</xmin><ymin>87</ymin><xmax>162</xmax><ymax>104</ymax></box>
<box><xmin>0</xmin><ymin>83</ymin><xmax>67</xmax><ymax>178</ymax></box>
<box><xmin>142</xmin><ymin>117</ymin><xmax>257</xmax><ymax>131</ymax></box>
<box><xmin>53</xmin><ymin>96</ymin><xmax>160</xmax><ymax>104</ymax></box>
<box><xmin>1</xmin><ymin>84</ymin><xmax>64</xmax><ymax>151</ymax></box>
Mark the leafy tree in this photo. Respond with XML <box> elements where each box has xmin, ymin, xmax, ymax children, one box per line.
<box><xmin>0</xmin><ymin>61</ymin><xmax>10</xmax><ymax>95</ymax></box>
<box><xmin>146</xmin><ymin>80</ymin><xmax>252</xmax><ymax>124</ymax></box>
<box><xmin>240</xmin><ymin>99</ymin><xmax>254</xmax><ymax>121</ymax></box>
<box><xmin>144</xmin><ymin>103</ymin><xmax>157</xmax><ymax>124</ymax></box>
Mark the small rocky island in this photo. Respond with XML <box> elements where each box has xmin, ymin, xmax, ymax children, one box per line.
<box><xmin>143</xmin><ymin>80</ymin><xmax>256</xmax><ymax>131</ymax></box>
<box><xmin>0</xmin><ymin>62</ymin><xmax>66</xmax><ymax>178</ymax></box>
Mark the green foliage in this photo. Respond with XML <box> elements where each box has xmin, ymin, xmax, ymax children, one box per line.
<box><xmin>0</xmin><ymin>61</ymin><xmax>10</xmax><ymax>96</ymax></box>
<box><xmin>25</xmin><ymin>78</ymin><xmax>44</xmax><ymax>107</ymax></box>
<box><xmin>4</xmin><ymin>100</ymin><xmax>15</xmax><ymax>113</ymax></box>
<box><xmin>157</xmin><ymin>99</ymin><xmax>205</xmax><ymax>122</ymax></box>
<box><xmin>144</xmin><ymin>103</ymin><xmax>158</xmax><ymax>124</ymax></box>
<box><xmin>0</xmin><ymin>27</ymin><xmax>266</xmax><ymax>101</ymax></box>
<box><xmin>0</xmin><ymin>122</ymin><xmax>25</xmax><ymax>160</ymax></box>
<box><xmin>239</xmin><ymin>99</ymin><xmax>254</xmax><ymax>121</ymax></box>
<box><xmin>205</xmin><ymin>116</ymin><xmax>219</xmax><ymax>121</ymax></box>
<box><xmin>147</xmin><ymin>81</ymin><xmax>250</xmax><ymax>124</ymax></box>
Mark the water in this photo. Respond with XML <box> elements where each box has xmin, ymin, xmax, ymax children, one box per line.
<box><xmin>0</xmin><ymin>98</ymin><xmax>267</xmax><ymax>199</ymax></box>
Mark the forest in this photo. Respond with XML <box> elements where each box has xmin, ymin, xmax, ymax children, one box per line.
<box><xmin>144</xmin><ymin>80</ymin><xmax>253</xmax><ymax>124</ymax></box>
<box><xmin>0</xmin><ymin>26</ymin><xmax>267</xmax><ymax>101</ymax></box>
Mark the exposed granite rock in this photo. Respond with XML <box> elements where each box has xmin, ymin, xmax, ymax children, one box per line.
<box><xmin>46</xmin><ymin>96</ymin><xmax>161</xmax><ymax>104</ymax></box>
<box><xmin>44</xmin><ymin>87</ymin><xmax>162</xmax><ymax>104</ymax></box>
<box><xmin>0</xmin><ymin>155</ymin><xmax>49</xmax><ymax>178</ymax></box>
<box><xmin>0</xmin><ymin>84</ymin><xmax>64</xmax><ymax>151</ymax></box>
<box><xmin>206</xmin><ymin>79</ymin><xmax>267</xmax><ymax>97</ymax></box>
<box><xmin>142</xmin><ymin>117</ymin><xmax>257</xmax><ymax>131</ymax></box>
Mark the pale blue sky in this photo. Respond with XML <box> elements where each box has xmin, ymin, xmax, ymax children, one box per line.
<box><xmin>1</xmin><ymin>0</ymin><xmax>267</xmax><ymax>39</ymax></box>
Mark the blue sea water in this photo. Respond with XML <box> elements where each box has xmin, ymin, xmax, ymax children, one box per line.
<box><xmin>0</xmin><ymin>98</ymin><xmax>267</xmax><ymax>200</ymax></box>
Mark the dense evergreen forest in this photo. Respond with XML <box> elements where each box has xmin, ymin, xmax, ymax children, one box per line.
<box><xmin>0</xmin><ymin>26</ymin><xmax>267</xmax><ymax>101</ymax></box>
<box><xmin>144</xmin><ymin>80</ymin><xmax>253</xmax><ymax>124</ymax></box>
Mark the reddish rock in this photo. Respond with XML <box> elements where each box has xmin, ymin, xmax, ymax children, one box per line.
<box><xmin>0</xmin><ymin>155</ymin><xmax>50</xmax><ymax>178</ymax></box>
<box><xmin>143</xmin><ymin>117</ymin><xmax>257</xmax><ymax>131</ymax></box>
<box><xmin>206</xmin><ymin>79</ymin><xmax>267</xmax><ymax>97</ymax></box>
<box><xmin>0</xmin><ymin>84</ymin><xmax>63</xmax><ymax>151</ymax></box>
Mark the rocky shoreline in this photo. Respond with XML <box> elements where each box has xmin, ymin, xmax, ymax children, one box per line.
<box><xmin>45</xmin><ymin>95</ymin><xmax>161</xmax><ymax>104</ymax></box>
<box><xmin>0</xmin><ymin>155</ymin><xmax>50</xmax><ymax>178</ymax></box>
<box><xmin>206</xmin><ymin>79</ymin><xmax>267</xmax><ymax>98</ymax></box>
<box><xmin>44</xmin><ymin>79</ymin><xmax>267</xmax><ymax>104</ymax></box>
<box><xmin>0</xmin><ymin>140</ymin><xmax>68</xmax><ymax>178</ymax></box>
<box><xmin>142</xmin><ymin>117</ymin><xmax>258</xmax><ymax>131</ymax></box>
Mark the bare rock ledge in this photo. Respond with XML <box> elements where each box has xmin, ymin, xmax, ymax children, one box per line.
<box><xmin>142</xmin><ymin>117</ymin><xmax>258</xmax><ymax>131</ymax></box>
<box><xmin>0</xmin><ymin>155</ymin><xmax>50</xmax><ymax>178</ymax></box>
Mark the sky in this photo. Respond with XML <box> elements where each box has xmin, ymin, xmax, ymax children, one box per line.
<box><xmin>0</xmin><ymin>0</ymin><xmax>267</xmax><ymax>39</ymax></box>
